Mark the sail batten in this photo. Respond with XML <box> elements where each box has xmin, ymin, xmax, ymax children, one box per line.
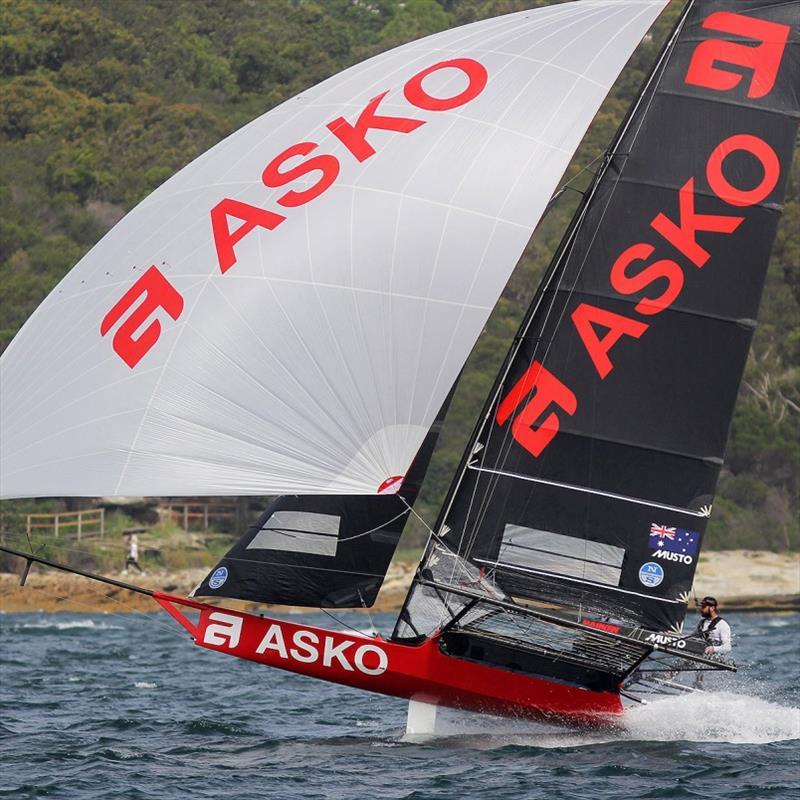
<box><xmin>473</xmin><ymin>560</ymin><xmax>688</xmax><ymax>604</ymax></box>
<box><xmin>467</xmin><ymin>466</ymin><xmax>711</xmax><ymax>517</ymax></box>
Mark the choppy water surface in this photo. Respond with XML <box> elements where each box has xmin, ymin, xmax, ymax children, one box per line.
<box><xmin>1</xmin><ymin>610</ymin><xmax>798</xmax><ymax>799</ymax></box>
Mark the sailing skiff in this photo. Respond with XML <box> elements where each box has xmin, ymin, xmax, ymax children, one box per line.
<box><xmin>2</xmin><ymin>0</ymin><xmax>798</xmax><ymax>727</ymax></box>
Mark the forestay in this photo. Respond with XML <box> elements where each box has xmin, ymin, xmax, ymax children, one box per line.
<box><xmin>0</xmin><ymin>2</ymin><xmax>666</xmax><ymax>499</ymax></box>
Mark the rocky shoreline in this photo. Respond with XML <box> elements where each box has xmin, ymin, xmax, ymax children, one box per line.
<box><xmin>0</xmin><ymin>550</ymin><xmax>797</xmax><ymax>615</ymax></box>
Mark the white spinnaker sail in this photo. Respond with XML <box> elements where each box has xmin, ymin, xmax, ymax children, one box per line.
<box><xmin>0</xmin><ymin>1</ymin><xmax>666</xmax><ymax>498</ymax></box>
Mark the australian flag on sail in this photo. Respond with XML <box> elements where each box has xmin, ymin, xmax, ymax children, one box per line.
<box><xmin>649</xmin><ymin>523</ymin><xmax>699</xmax><ymax>556</ymax></box>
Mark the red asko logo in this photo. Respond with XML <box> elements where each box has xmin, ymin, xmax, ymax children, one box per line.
<box><xmin>497</xmin><ymin>10</ymin><xmax>791</xmax><ymax>459</ymax></box>
<box><xmin>100</xmin><ymin>59</ymin><xmax>488</xmax><ymax>368</ymax></box>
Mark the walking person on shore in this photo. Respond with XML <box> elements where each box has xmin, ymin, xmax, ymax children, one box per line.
<box><xmin>124</xmin><ymin>532</ymin><xmax>143</xmax><ymax>574</ymax></box>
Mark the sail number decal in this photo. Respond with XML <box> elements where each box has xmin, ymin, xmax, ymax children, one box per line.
<box><xmin>497</xmin><ymin>10</ymin><xmax>791</xmax><ymax>459</ymax></box>
<box><xmin>101</xmin><ymin>59</ymin><xmax>488</xmax><ymax>368</ymax></box>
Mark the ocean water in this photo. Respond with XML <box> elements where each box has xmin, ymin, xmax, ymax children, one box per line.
<box><xmin>0</xmin><ymin>609</ymin><xmax>798</xmax><ymax>800</ymax></box>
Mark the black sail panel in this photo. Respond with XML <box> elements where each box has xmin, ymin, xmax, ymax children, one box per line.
<box><xmin>399</xmin><ymin>0</ymin><xmax>800</xmax><ymax>639</ymax></box>
<box><xmin>194</xmin><ymin>393</ymin><xmax>450</xmax><ymax>608</ymax></box>
<box><xmin>193</xmin><ymin>493</ymin><xmax>409</xmax><ymax>607</ymax></box>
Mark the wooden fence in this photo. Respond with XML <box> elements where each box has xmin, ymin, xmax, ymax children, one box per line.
<box><xmin>24</xmin><ymin>508</ymin><xmax>106</xmax><ymax>540</ymax></box>
<box><xmin>158</xmin><ymin>502</ymin><xmax>238</xmax><ymax>531</ymax></box>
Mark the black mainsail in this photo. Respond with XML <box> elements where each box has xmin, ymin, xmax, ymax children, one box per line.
<box><xmin>395</xmin><ymin>0</ymin><xmax>800</xmax><ymax>685</ymax></box>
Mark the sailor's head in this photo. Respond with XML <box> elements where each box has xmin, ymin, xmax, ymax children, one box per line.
<box><xmin>699</xmin><ymin>596</ymin><xmax>718</xmax><ymax>617</ymax></box>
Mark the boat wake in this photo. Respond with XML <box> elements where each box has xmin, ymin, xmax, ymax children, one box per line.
<box><xmin>12</xmin><ymin>619</ymin><xmax>125</xmax><ymax>633</ymax></box>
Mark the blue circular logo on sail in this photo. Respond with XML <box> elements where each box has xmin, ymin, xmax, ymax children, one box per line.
<box><xmin>638</xmin><ymin>561</ymin><xmax>664</xmax><ymax>587</ymax></box>
<box><xmin>209</xmin><ymin>566</ymin><xmax>228</xmax><ymax>589</ymax></box>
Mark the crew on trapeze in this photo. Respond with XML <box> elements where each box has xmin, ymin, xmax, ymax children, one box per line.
<box><xmin>696</xmin><ymin>596</ymin><xmax>732</xmax><ymax>657</ymax></box>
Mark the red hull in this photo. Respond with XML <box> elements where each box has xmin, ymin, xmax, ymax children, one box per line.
<box><xmin>155</xmin><ymin>592</ymin><xmax>623</xmax><ymax>726</ymax></box>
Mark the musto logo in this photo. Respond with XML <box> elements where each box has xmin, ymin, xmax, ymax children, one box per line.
<box><xmin>202</xmin><ymin>612</ymin><xmax>388</xmax><ymax>676</ymax></box>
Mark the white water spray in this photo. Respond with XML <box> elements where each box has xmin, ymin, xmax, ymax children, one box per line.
<box><xmin>401</xmin><ymin>691</ymin><xmax>800</xmax><ymax>746</ymax></box>
<box><xmin>620</xmin><ymin>690</ymin><xmax>799</xmax><ymax>744</ymax></box>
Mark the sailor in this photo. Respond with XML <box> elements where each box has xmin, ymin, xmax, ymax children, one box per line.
<box><xmin>695</xmin><ymin>596</ymin><xmax>731</xmax><ymax>656</ymax></box>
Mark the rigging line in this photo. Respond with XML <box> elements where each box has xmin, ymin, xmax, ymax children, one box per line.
<box><xmin>422</xmin><ymin>119</ymin><xmax>592</xmax><ymax>572</ymax></box>
<box><xmin>455</xmin><ymin>3</ymin><xmax>695</xmax><ymax>558</ymax></box>
<box><xmin>0</xmin><ymin>548</ymin><xmax>191</xmax><ymax>641</ymax></box>
<box><xmin>440</xmin><ymin>19</ymin><xmax>647</xmax><ymax>565</ymax></box>
<box><xmin>23</xmin><ymin>527</ymin><xmax>36</xmax><ymax>558</ymax></box>
<box><xmin>412</xmin><ymin>7</ymin><xmax>664</xmax><ymax>576</ymax></box>
<box><xmin>44</xmin><ymin>585</ymin><xmax>193</xmax><ymax>642</ymax></box>
<box><xmin>0</xmin><ymin>584</ymin><xmax>190</xmax><ymax>643</ymax></box>
<box><xmin>338</xmin><ymin>508</ymin><xmax>410</xmax><ymax>543</ymax></box>
<box><xmin>465</xmin><ymin>162</ymin><xmax>626</xmax><ymax>552</ymax></box>
<box><xmin>399</xmin><ymin>495</ymin><xmax>436</xmax><ymax>538</ymax></box>
<box><xmin>398</xmin><ymin>10</ymin><xmax>682</xmax><ymax>621</ymax></box>
<box><xmin>0</xmin><ymin>534</ymin><xmax>149</xmax><ymax>570</ymax></box>
<box><xmin>459</xmin><ymin>196</ymin><xmax>592</xmax><ymax>558</ymax></box>
<box><xmin>0</xmin><ymin>544</ymin><xmax>154</xmax><ymax>596</ymax></box>
<box><xmin>393</xmin><ymin>496</ymin><xmax>456</xmax><ymax>633</ymax></box>
<box><xmin>558</xmin><ymin>152</ymin><xmax>605</xmax><ymax>191</ymax></box>
<box><xmin>358</xmin><ymin>588</ymin><xmax>379</xmax><ymax>639</ymax></box>
<box><xmin>442</xmin><ymin>119</ymin><xmax>601</xmax><ymax>563</ymax></box>
<box><xmin>253</xmin><ymin>508</ymin><xmax>410</xmax><ymax>545</ymax></box>
<box><xmin>444</xmin><ymin>201</ymin><xmax>585</xmax><ymax>566</ymax></box>
<box><xmin>453</xmin><ymin>11</ymin><xmax>668</xmax><ymax>553</ymax></box>
<box><xmin>396</xmin><ymin>498</ymin><xmax>478</xmax><ymax>631</ymax></box>
<box><xmin>320</xmin><ymin>606</ymin><xmax>378</xmax><ymax>640</ymax></box>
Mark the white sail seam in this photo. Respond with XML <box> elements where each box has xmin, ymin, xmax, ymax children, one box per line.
<box><xmin>113</xmin><ymin>278</ymin><xmax>212</xmax><ymax>494</ymax></box>
<box><xmin>301</xmin><ymin>201</ymin><xmax>376</xmax><ymax>470</ymax></box>
<box><xmin>102</xmin><ymin>12</ymin><xmax>531</xmax><ymax>259</ymax></box>
<box><xmin>468</xmin><ymin>465</ymin><xmax>707</xmax><ymax>517</ymax></box>
<box><xmin>412</xmin><ymin>6</ymin><xmax>623</xmax><ymax>430</ymax></box>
